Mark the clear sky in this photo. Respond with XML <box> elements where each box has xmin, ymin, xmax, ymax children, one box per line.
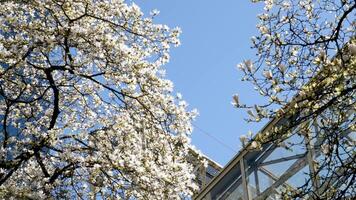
<box><xmin>135</xmin><ymin>0</ymin><xmax>266</xmax><ymax>166</ymax></box>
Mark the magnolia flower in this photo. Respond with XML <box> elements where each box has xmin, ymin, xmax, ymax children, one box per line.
<box><xmin>278</xmin><ymin>64</ymin><xmax>286</xmax><ymax>73</ymax></box>
<box><xmin>150</xmin><ymin>9</ymin><xmax>160</xmax><ymax>16</ymax></box>
<box><xmin>247</xmin><ymin>130</ymin><xmax>253</xmax><ymax>137</ymax></box>
<box><xmin>0</xmin><ymin>1</ymin><xmax>200</xmax><ymax>199</ymax></box>
<box><xmin>259</xmin><ymin>25</ymin><xmax>269</xmax><ymax>35</ymax></box>
<box><xmin>232</xmin><ymin>94</ymin><xmax>240</xmax><ymax>107</ymax></box>
<box><xmin>319</xmin><ymin>50</ymin><xmax>326</xmax><ymax>60</ymax></box>
<box><xmin>250</xmin><ymin>141</ymin><xmax>258</xmax><ymax>149</ymax></box>
<box><xmin>244</xmin><ymin>59</ymin><xmax>254</xmax><ymax>72</ymax></box>
<box><xmin>239</xmin><ymin>135</ymin><xmax>248</xmax><ymax>145</ymax></box>
<box><xmin>236</xmin><ymin>0</ymin><xmax>355</xmax><ymax>198</ymax></box>
<box><xmin>263</xmin><ymin>70</ymin><xmax>273</xmax><ymax>79</ymax></box>
<box><xmin>349</xmin><ymin>44</ymin><xmax>356</xmax><ymax>56</ymax></box>
<box><xmin>264</xmin><ymin>0</ymin><xmax>274</xmax><ymax>11</ymax></box>
<box><xmin>236</xmin><ymin>63</ymin><xmax>244</xmax><ymax>70</ymax></box>
<box><xmin>247</xmin><ymin>109</ymin><xmax>255</xmax><ymax>118</ymax></box>
<box><xmin>321</xmin><ymin>144</ymin><xmax>331</xmax><ymax>155</ymax></box>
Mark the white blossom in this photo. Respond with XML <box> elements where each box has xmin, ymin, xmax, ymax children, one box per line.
<box><xmin>235</xmin><ymin>0</ymin><xmax>355</xmax><ymax>198</ymax></box>
<box><xmin>349</xmin><ymin>43</ymin><xmax>356</xmax><ymax>56</ymax></box>
<box><xmin>263</xmin><ymin>70</ymin><xmax>273</xmax><ymax>79</ymax></box>
<box><xmin>0</xmin><ymin>0</ymin><xmax>200</xmax><ymax>199</ymax></box>
<box><xmin>232</xmin><ymin>94</ymin><xmax>240</xmax><ymax>107</ymax></box>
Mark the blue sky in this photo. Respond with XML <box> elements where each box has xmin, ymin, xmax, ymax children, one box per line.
<box><xmin>136</xmin><ymin>0</ymin><xmax>266</xmax><ymax>165</ymax></box>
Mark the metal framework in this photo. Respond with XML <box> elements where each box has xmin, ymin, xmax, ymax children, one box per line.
<box><xmin>190</xmin><ymin>150</ymin><xmax>223</xmax><ymax>191</ymax></box>
<box><xmin>194</xmin><ymin>46</ymin><xmax>355</xmax><ymax>200</ymax></box>
<box><xmin>193</xmin><ymin>111</ymin><xmax>354</xmax><ymax>200</ymax></box>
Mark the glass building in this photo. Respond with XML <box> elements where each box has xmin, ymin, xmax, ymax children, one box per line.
<box><xmin>194</xmin><ymin>109</ymin><xmax>355</xmax><ymax>200</ymax></box>
<box><xmin>193</xmin><ymin>45</ymin><xmax>356</xmax><ymax>200</ymax></box>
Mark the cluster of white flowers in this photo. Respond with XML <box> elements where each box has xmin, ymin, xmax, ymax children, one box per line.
<box><xmin>0</xmin><ymin>0</ymin><xmax>200</xmax><ymax>199</ymax></box>
<box><xmin>235</xmin><ymin>1</ymin><xmax>355</xmax><ymax>198</ymax></box>
<box><xmin>237</xmin><ymin>0</ymin><xmax>355</xmax><ymax>119</ymax></box>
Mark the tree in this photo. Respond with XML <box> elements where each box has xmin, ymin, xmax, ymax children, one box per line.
<box><xmin>0</xmin><ymin>0</ymin><xmax>201</xmax><ymax>199</ymax></box>
<box><xmin>235</xmin><ymin>0</ymin><xmax>355</xmax><ymax>199</ymax></box>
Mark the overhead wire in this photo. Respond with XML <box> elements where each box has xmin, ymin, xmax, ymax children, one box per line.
<box><xmin>192</xmin><ymin>122</ymin><xmax>238</xmax><ymax>153</ymax></box>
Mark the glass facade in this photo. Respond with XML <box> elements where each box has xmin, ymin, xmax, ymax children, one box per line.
<box><xmin>194</xmin><ymin>115</ymin><xmax>355</xmax><ymax>200</ymax></box>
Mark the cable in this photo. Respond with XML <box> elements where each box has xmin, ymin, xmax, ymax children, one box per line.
<box><xmin>192</xmin><ymin>122</ymin><xmax>238</xmax><ymax>153</ymax></box>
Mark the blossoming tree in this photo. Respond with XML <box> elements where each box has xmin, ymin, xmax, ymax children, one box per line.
<box><xmin>235</xmin><ymin>0</ymin><xmax>355</xmax><ymax>199</ymax></box>
<box><xmin>0</xmin><ymin>0</ymin><xmax>200</xmax><ymax>199</ymax></box>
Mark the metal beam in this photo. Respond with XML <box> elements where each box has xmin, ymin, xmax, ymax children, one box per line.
<box><xmin>194</xmin><ymin>115</ymin><xmax>283</xmax><ymax>200</ymax></box>
<box><xmin>195</xmin><ymin>114</ymin><xmax>353</xmax><ymax>200</ymax></box>
<box><xmin>217</xmin><ymin>153</ymin><xmax>284</xmax><ymax>200</ymax></box>
<box><xmin>306</xmin><ymin>121</ymin><xmax>320</xmax><ymax>196</ymax></box>
<box><xmin>254</xmin><ymin>170</ymin><xmax>260</xmax><ymax>195</ymax></box>
<box><xmin>216</xmin><ymin>144</ymin><xmax>293</xmax><ymax>199</ymax></box>
<box><xmin>254</xmin><ymin>156</ymin><xmax>308</xmax><ymax>200</ymax></box>
<box><xmin>240</xmin><ymin>159</ymin><xmax>250</xmax><ymax>200</ymax></box>
<box><xmin>254</xmin><ymin>126</ymin><xmax>333</xmax><ymax>200</ymax></box>
<box><xmin>259</xmin><ymin>166</ymin><xmax>296</xmax><ymax>191</ymax></box>
<box><xmin>201</xmin><ymin>166</ymin><xmax>207</xmax><ymax>187</ymax></box>
<box><xmin>194</xmin><ymin>149</ymin><xmax>248</xmax><ymax>200</ymax></box>
<box><xmin>259</xmin><ymin>154</ymin><xmax>305</xmax><ymax>167</ymax></box>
